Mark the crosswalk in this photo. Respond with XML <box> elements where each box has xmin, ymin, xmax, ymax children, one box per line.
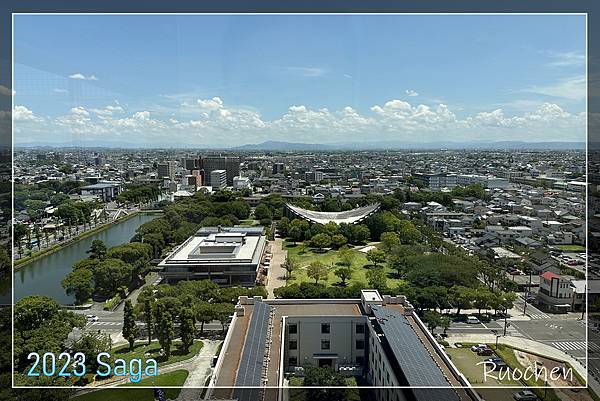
<box><xmin>551</xmin><ymin>341</ymin><xmax>600</xmax><ymax>352</ymax></box>
<box><xmin>89</xmin><ymin>321</ymin><xmax>120</xmax><ymax>326</ymax></box>
<box><xmin>527</xmin><ymin>311</ymin><xmax>551</xmax><ymax>320</ymax></box>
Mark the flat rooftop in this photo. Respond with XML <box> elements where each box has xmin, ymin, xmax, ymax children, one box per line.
<box><xmin>213</xmin><ymin>296</ymin><xmax>472</xmax><ymax>401</ymax></box>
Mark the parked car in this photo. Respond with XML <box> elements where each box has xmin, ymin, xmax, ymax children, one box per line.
<box><xmin>477</xmin><ymin>347</ymin><xmax>493</xmax><ymax>356</ymax></box>
<box><xmin>513</xmin><ymin>390</ymin><xmax>538</xmax><ymax>401</ymax></box>
<box><xmin>466</xmin><ymin>316</ymin><xmax>480</xmax><ymax>324</ymax></box>
<box><xmin>485</xmin><ymin>357</ymin><xmax>508</xmax><ymax>370</ymax></box>
<box><xmin>471</xmin><ymin>344</ymin><xmax>487</xmax><ymax>352</ymax></box>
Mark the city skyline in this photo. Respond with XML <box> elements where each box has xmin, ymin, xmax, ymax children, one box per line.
<box><xmin>12</xmin><ymin>14</ymin><xmax>586</xmax><ymax>147</ymax></box>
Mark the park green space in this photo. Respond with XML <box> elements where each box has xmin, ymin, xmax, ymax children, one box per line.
<box><xmin>111</xmin><ymin>340</ymin><xmax>203</xmax><ymax>367</ymax></box>
<box><xmin>73</xmin><ymin>369</ymin><xmax>188</xmax><ymax>401</ymax></box>
<box><xmin>284</xmin><ymin>241</ymin><xmax>404</xmax><ymax>288</ymax></box>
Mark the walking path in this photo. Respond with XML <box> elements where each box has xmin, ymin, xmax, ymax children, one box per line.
<box><xmin>266</xmin><ymin>238</ymin><xmax>287</xmax><ymax>298</ymax></box>
<box><xmin>175</xmin><ymin>339</ymin><xmax>222</xmax><ymax>401</ymax></box>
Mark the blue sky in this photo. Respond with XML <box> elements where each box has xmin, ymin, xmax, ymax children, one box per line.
<box><xmin>11</xmin><ymin>14</ymin><xmax>586</xmax><ymax>146</ymax></box>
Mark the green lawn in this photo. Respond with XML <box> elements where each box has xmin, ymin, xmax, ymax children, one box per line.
<box><xmin>555</xmin><ymin>244</ymin><xmax>586</xmax><ymax>252</ymax></box>
<box><xmin>111</xmin><ymin>340</ymin><xmax>203</xmax><ymax>367</ymax></box>
<box><xmin>284</xmin><ymin>241</ymin><xmax>404</xmax><ymax>288</ymax></box>
<box><xmin>73</xmin><ymin>369</ymin><xmax>188</xmax><ymax>401</ymax></box>
<box><xmin>444</xmin><ymin>347</ymin><xmax>520</xmax><ymax>386</ymax></box>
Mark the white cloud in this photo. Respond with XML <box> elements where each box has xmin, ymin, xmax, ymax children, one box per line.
<box><xmin>405</xmin><ymin>89</ymin><xmax>419</xmax><ymax>97</ymax></box>
<box><xmin>70</xmin><ymin>106</ymin><xmax>89</xmax><ymax>116</ymax></box>
<box><xmin>545</xmin><ymin>51</ymin><xmax>585</xmax><ymax>67</ymax></box>
<box><xmin>53</xmin><ymin>88</ymin><xmax>69</xmax><ymax>93</ymax></box>
<box><xmin>278</xmin><ymin>66</ymin><xmax>328</xmax><ymax>78</ymax></box>
<box><xmin>525</xmin><ymin>75</ymin><xmax>586</xmax><ymax>101</ymax></box>
<box><xmin>69</xmin><ymin>73</ymin><xmax>98</xmax><ymax>81</ymax></box>
<box><xmin>13</xmin><ymin>105</ymin><xmax>37</xmax><ymax>121</ymax></box>
<box><xmin>13</xmin><ymin>98</ymin><xmax>585</xmax><ymax>145</ymax></box>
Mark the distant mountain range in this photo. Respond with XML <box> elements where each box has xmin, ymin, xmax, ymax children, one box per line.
<box><xmin>232</xmin><ymin>140</ymin><xmax>585</xmax><ymax>151</ymax></box>
<box><xmin>16</xmin><ymin>139</ymin><xmax>586</xmax><ymax>151</ymax></box>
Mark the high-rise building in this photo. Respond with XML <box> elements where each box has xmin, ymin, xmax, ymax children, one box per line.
<box><xmin>272</xmin><ymin>162</ymin><xmax>285</xmax><ymax>175</ymax></box>
<box><xmin>210</xmin><ymin>169</ymin><xmax>227</xmax><ymax>190</ymax></box>
<box><xmin>185</xmin><ymin>158</ymin><xmax>199</xmax><ymax>171</ymax></box>
<box><xmin>202</xmin><ymin>156</ymin><xmax>240</xmax><ymax>186</ymax></box>
<box><xmin>157</xmin><ymin>161</ymin><xmax>177</xmax><ymax>180</ymax></box>
<box><xmin>305</xmin><ymin>170</ymin><xmax>324</xmax><ymax>183</ymax></box>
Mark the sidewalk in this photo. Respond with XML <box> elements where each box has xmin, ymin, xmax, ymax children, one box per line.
<box><xmin>266</xmin><ymin>238</ymin><xmax>287</xmax><ymax>298</ymax></box>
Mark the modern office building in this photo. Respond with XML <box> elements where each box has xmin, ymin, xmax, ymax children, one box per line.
<box><xmin>233</xmin><ymin>176</ymin><xmax>251</xmax><ymax>190</ymax></box>
<box><xmin>207</xmin><ymin>290</ymin><xmax>475</xmax><ymax>401</ymax></box>
<box><xmin>211</xmin><ymin>169</ymin><xmax>227</xmax><ymax>190</ymax></box>
<box><xmin>80</xmin><ymin>182</ymin><xmax>123</xmax><ymax>201</ymax></box>
<box><xmin>202</xmin><ymin>156</ymin><xmax>241</xmax><ymax>186</ymax></box>
<box><xmin>413</xmin><ymin>173</ymin><xmax>457</xmax><ymax>191</ymax></box>
<box><xmin>456</xmin><ymin>174</ymin><xmax>510</xmax><ymax>189</ymax></box>
<box><xmin>305</xmin><ymin>170</ymin><xmax>324</xmax><ymax>183</ymax></box>
<box><xmin>157</xmin><ymin>160</ymin><xmax>177</xmax><ymax>180</ymax></box>
<box><xmin>157</xmin><ymin>226</ymin><xmax>267</xmax><ymax>286</ymax></box>
<box><xmin>272</xmin><ymin>162</ymin><xmax>285</xmax><ymax>175</ymax></box>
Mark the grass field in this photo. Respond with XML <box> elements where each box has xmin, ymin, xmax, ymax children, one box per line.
<box><xmin>555</xmin><ymin>244</ymin><xmax>586</xmax><ymax>252</ymax></box>
<box><xmin>284</xmin><ymin>241</ymin><xmax>404</xmax><ymax>288</ymax></box>
<box><xmin>111</xmin><ymin>340</ymin><xmax>203</xmax><ymax>367</ymax></box>
<box><xmin>73</xmin><ymin>369</ymin><xmax>189</xmax><ymax>401</ymax></box>
<box><xmin>444</xmin><ymin>347</ymin><xmax>520</xmax><ymax>386</ymax></box>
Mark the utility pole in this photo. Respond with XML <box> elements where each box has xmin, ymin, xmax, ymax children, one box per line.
<box><xmin>523</xmin><ymin>268</ymin><xmax>532</xmax><ymax>316</ymax></box>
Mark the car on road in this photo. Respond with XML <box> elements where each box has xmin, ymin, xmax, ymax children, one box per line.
<box><xmin>513</xmin><ymin>390</ymin><xmax>538</xmax><ymax>401</ymax></box>
<box><xmin>466</xmin><ymin>316</ymin><xmax>480</xmax><ymax>324</ymax></box>
<box><xmin>86</xmin><ymin>314</ymin><xmax>99</xmax><ymax>322</ymax></box>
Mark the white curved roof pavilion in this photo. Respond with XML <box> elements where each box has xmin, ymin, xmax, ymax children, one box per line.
<box><xmin>286</xmin><ymin>203</ymin><xmax>380</xmax><ymax>225</ymax></box>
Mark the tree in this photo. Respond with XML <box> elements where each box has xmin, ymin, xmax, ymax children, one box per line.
<box><xmin>288</xmin><ymin>226</ymin><xmax>303</xmax><ymax>245</ymax></box>
<box><xmin>138</xmin><ymin>288</ymin><xmax>155</xmax><ymax>344</ymax></box>
<box><xmin>123</xmin><ymin>300</ymin><xmax>138</xmax><ymax>351</ymax></box>
<box><xmin>304</xmin><ymin>366</ymin><xmax>347</xmax><ymax>401</ymax></box>
<box><xmin>423</xmin><ymin>310</ymin><xmax>442</xmax><ymax>333</ymax></box>
<box><xmin>473</xmin><ymin>288</ymin><xmax>494</xmax><ymax>315</ymax></box>
<box><xmin>213</xmin><ymin>303</ymin><xmax>233</xmax><ymax>333</ymax></box>
<box><xmin>379</xmin><ymin>232</ymin><xmax>400</xmax><ymax>252</ymax></box>
<box><xmin>448</xmin><ymin>286</ymin><xmax>474</xmax><ymax>317</ymax></box>
<box><xmin>195</xmin><ymin>302</ymin><xmax>215</xmax><ymax>335</ymax></box>
<box><xmin>276</xmin><ymin>217</ymin><xmax>290</xmax><ymax>237</ymax></box>
<box><xmin>87</xmin><ymin>240</ymin><xmax>107</xmax><ymax>260</ymax></box>
<box><xmin>338</xmin><ymin>248</ymin><xmax>353</xmax><ymax>266</ymax></box>
<box><xmin>61</xmin><ymin>268</ymin><xmax>94</xmax><ymax>305</ymax></box>
<box><xmin>388</xmin><ymin>254</ymin><xmax>407</xmax><ymax>278</ymax></box>
<box><xmin>156</xmin><ymin>307</ymin><xmax>174</xmax><ymax>358</ymax></box>
<box><xmin>307</xmin><ymin>261</ymin><xmax>329</xmax><ymax>284</ymax></box>
<box><xmin>254</xmin><ymin>203</ymin><xmax>272</xmax><ymax>221</ymax></box>
<box><xmin>180</xmin><ymin>307</ymin><xmax>196</xmax><ymax>353</ymax></box>
<box><xmin>366</xmin><ymin>249</ymin><xmax>386</xmax><ymax>267</ymax></box>
<box><xmin>281</xmin><ymin>257</ymin><xmax>298</xmax><ymax>279</ymax></box>
<box><xmin>366</xmin><ymin>268</ymin><xmax>387</xmax><ymax>291</ymax></box>
<box><xmin>399</xmin><ymin>221</ymin><xmax>422</xmax><ymax>244</ymax></box>
<box><xmin>93</xmin><ymin>258</ymin><xmax>133</xmax><ymax>297</ymax></box>
<box><xmin>440</xmin><ymin>315</ymin><xmax>451</xmax><ymax>336</ymax></box>
<box><xmin>311</xmin><ymin>233</ymin><xmax>332</xmax><ymax>251</ymax></box>
<box><xmin>330</xmin><ymin>234</ymin><xmax>347</xmax><ymax>249</ymax></box>
<box><xmin>334</xmin><ymin>267</ymin><xmax>352</xmax><ymax>286</ymax></box>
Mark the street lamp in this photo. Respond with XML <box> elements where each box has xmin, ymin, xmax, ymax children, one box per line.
<box><xmin>491</xmin><ymin>329</ymin><xmax>500</xmax><ymax>349</ymax></box>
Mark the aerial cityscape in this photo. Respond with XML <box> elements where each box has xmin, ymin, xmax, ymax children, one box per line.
<box><xmin>4</xmin><ymin>12</ymin><xmax>595</xmax><ymax>401</ymax></box>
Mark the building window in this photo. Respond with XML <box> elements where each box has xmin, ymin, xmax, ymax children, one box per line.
<box><xmin>321</xmin><ymin>323</ymin><xmax>330</xmax><ymax>334</ymax></box>
<box><xmin>321</xmin><ymin>339</ymin><xmax>330</xmax><ymax>350</ymax></box>
<box><xmin>356</xmin><ymin>340</ymin><xmax>365</xmax><ymax>350</ymax></box>
<box><xmin>356</xmin><ymin>356</ymin><xmax>365</xmax><ymax>365</ymax></box>
<box><xmin>356</xmin><ymin>324</ymin><xmax>365</xmax><ymax>334</ymax></box>
<box><xmin>289</xmin><ymin>357</ymin><xmax>297</xmax><ymax>366</ymax></box>
<box><xmin>289</xmin><ymin>324</ymin><xmax>297</xmax><ymax>334</ymax></box>
<box><xmin>289</xmin><ymin>340</ymin><xmax>297</xmax><ymax>350</ymax></box>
